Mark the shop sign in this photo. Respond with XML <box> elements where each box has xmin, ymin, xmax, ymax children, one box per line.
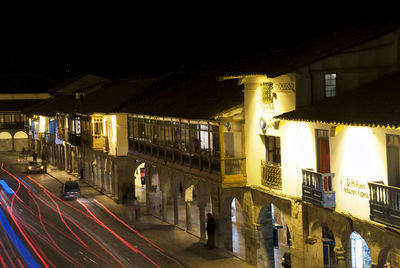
<box><xmin>343</xmin><ymin>178</ymin><xmax>369</xmax><ymax>199</ymax></box>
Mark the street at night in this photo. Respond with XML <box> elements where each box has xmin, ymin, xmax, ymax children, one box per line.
<box><xmin>0</xmin><ymin>152</ymin><xmax>251</xmax><ymax>268</ymax></box>
<box><xmin>3</xmin><ymin>18</ymin><xmax>400</xmax><ymax>268</ymax></box>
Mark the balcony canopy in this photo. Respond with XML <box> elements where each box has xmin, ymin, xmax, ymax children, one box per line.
<box><xmin>275</xmin><ymin>72</ymin><xmax>400</xmax><ymax>129</ymax></box>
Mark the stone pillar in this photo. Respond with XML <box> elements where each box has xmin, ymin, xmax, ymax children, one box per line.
<box><xmin>174</xmin><ymin>196</ymin><xmax>179</xmax><ymax>225</ymax></box>
<box><xmin>161</xmin><ymin>191</ymin><xmax>168</xmax><ymax>221</ymax></box>
<box><xmin>199</xmin><ymin>204</ymin><xmax>206</xmax><ymax>241</ymax></box>
<box><xmin>100</xmin><ymin>156</ymin><xmax>106</xmax><ymax>193</ymax></box>
<box><xmin>114</xmin><ymin>156</ymin><xmax>136</xmax><ymax>204</ymax></box>
<box><xmin>334</xmin><ymin>246</ymin><xmax>347</xmax><ymax>268</ymax></box>
<box><xmin>186</xmin><ymin>201</ymin><xmax>192</xmax><ymax>232</ymax></box>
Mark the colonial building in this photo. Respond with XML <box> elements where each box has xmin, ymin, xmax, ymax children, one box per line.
<box><xmin>215</xmin><ymin>21</ymin><xmax>400</xmax><ymax>267</ymax></box>
<box><xmin>0</xmin><ymin>74</ymin><xmax>54</xmax><ymax>152</ymax></box>
<box><xmin>22</xmin><ymin>20</ymin><xmax>400</xmax><ymax>268</ymax></box>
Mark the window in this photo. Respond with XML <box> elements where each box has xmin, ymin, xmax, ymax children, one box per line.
<box><xmin>265</xmin><ymin>135</ymin><xmax>281</xmax><ymax>165</ymax></box>
<box><xmin>324</xmin><ymin>73</ymin><xmax>336</xmax><ymax>97</ymax></box>
<box><xmin>261</xmin><ymin>82</ymin><xmax>274</xmax><ymax>110</ymax></box>
<box><xmin>387</xmin><ymin>134</ymin><xmax>400</xmax><ymax>187</ymax></box>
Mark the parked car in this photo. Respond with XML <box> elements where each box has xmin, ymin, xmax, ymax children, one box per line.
<box><xmin>61</xmin><ymin>180</ymin><xmax>80</xmax><ymax>200</ymax></box>
<box><xmin>25</xmin><ymin>161</ymin><xmax>45</xmax><ymax>174</ymax></box>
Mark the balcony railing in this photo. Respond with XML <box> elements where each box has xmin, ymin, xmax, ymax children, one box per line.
<box><xmin>261</xmin><ymin>160</ymin><xmax>282</xmax><ymax>190</ymax></box>
<box><xmin>369</xmin><ymin>182</ymin><xmax>400</xmax><ymax>228</ymax></box>
<box><xmin>223</xmin><ymin>157</ymin><xmax>245</xmax><ymax>176</ymax></box>
<box><xmin>302</xmin><ymin>169</ymin><xmax>335</xmax><ymax>208</ymax></box>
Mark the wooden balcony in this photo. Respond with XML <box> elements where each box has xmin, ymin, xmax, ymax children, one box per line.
<box><xmin>221</xmin><ymin>157</ymin><xmax>246</xmax><ymax>188</ymax></box>
<box><xmin>369</xmin><ymin>182</ymin><xmax>400</xmax><ymax>229</ymax></box>
<box><xmin>67</xmin><ymin>132</ymin><xmax>81</xmax><ymax>146</ymax></box>
<box><xmin>302</xmin><ymin>169</ymin><xmax>335</xmax><ymax>208</ymax></box>
<box><xmin>261</xmin><ymin>160</ymin><xmax>282</xmax><ymax>190</ymax></box>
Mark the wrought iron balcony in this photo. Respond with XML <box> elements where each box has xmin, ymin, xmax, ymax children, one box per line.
<box><xmin>369</xmin><ymin>181</ymin><xmax>400</xmax><ymax>229</ymax></box>
<box><xmin>302</xmin><ymin>169</ymin><xmax>335</xmax><ymax>208</ymax></box>
<box><xmin>261</xmin><ymin>160</ymin><xmax>282</xmax><ymax>190</ymax></box>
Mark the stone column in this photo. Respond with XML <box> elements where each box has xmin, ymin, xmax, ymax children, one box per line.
<box><xmin>174</xmin><ymin>196</ymin><xmax>179</xmax><ymax>225</ymax></box>
<box><xmin>161</xmin><ymin>190</ymin><xmax>168</xmax><ymax>221</ymax></box>
<box><xmin>334</xmin><ymin>246</ymin><xmax>346</xmax><ymax>268</ymax></box>
<box><xmin>199</xmin><ymin>204</ymin><xmax>206</xmax><ymax>241</ymax></box>
<box><xmin>186</xmin><ymin>201</ymin><xmax>192</xmax><ymax>232</ymax></box>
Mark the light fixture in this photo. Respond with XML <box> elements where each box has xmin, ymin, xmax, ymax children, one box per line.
<box><xmin>259</xmin><ymin>117</ymin><xmax>267</xmax><ymax>132</ymax></box>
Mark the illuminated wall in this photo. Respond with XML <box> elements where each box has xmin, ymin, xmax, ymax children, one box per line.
<box><xmin>331</xmin><ymin>126</ymin><xmax>387</xmax><ymax>220</ymax></box>
<box><xmin>243</xmin><ymin>74</ymin><xmax>296</xmax><ymax>186</ymax></box>
<box><xmin>104</xmin><ymin>114</ymin><xmax>128</xmax><ymax>157</ymax></box>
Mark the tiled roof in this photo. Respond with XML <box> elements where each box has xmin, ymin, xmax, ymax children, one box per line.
<box><xmin>274</xmin><ymin>72</ymin><xmax>400</xmax><ymax>128</ymax></box>
<box><xmin>216</xmin><ymin>20</ymin><xmax>400</xmax><ymax>79</ymax></box>
<box><xmin>120</xmin><ymin>71</ymin><xmax>243</xmax><ymax>120</ymax></box>
<box><xmin>23</xmin><ymin>72</ymin><xmax>197</xmax><ymax>116</ymax></box>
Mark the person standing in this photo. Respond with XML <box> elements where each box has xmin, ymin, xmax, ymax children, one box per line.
<box><xmin>206</xmin><ymin>213</ymin><xmax>216</xmax><ymax>249</ymax></box>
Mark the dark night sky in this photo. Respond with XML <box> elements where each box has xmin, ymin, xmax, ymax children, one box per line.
<box><xmin>1</xmin><ymin>10</ymin><xmax>389</xmax><ymax>83</ymax></box>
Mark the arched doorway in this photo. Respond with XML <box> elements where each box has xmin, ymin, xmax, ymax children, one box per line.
<box><xmin>14</xmin><ymin>131</ymin><xmax>28</xmax><ymax>151</ymax></box>
<box><xmin>185</xmin><ymin>185</ymin><xmax>200</xmax><ymax>237</ymax></box>
<box><xmin>350</xmin><ymin>232</ymin><xmax>371</xmax><ymax>268</ymax></box>
<box><xmin>231</xmin><ymin>198</ymin><xmax>245</xmax><ymax>259</ymax></box>
<box><xmin>0</xmin><ymin>132</ymin><xmax>12</xmax><ymax>151</ymax></box>
<box><xmin>322</xmin><ymin>223</ymin><xmax>336</xmax><ymax>268</ymax></box>
<box><xmin>257</xmin><ymin>203</ymin><xmax>291</xmax><ymax>268</ymax></box>
<box><xmin>134</xmin><ymin>162</ymin><xmax>146</xmax><ymax>202</ymax></box>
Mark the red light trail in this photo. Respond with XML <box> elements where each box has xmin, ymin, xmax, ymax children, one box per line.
<box><xmin>0</xmin><ymin>162</ymin><xmax>164</xmax><ymax>268</ymax></box>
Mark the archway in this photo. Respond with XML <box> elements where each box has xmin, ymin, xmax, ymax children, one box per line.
<box><xmin>231</xmin><ymin>198</ymin><xmax>245</xmax><ymax>259</ymax></box>
<box><xmin>134</xmin><ymin>162</ymin><xmax>146</xmax><ymax>202</ymax></box>
<box><xmin>149</xmin><ymin>167</ymin><xmax>162</xmax><ymax>218</ymax></box>
<box><xmin>185</xmin><ymin>185</ymin><xmax>200</xmax><ymax>236</ymax></box>
<box><xmin>350</xmin><ymin>232</ymin><xmax>371</xmax><ymax>268</ymax></box>
<box><xmin>14</xmin><ymin>131</ymin><xmax>28</xmax><ymax>151</ymax></box>
<box><xmin>177</xmin><ymin>182</ymin><xmax>186</xmax><ymax>229</ymax></box>
<box><xmin>386</xmin><ymin>248</ymin><xmax>400</xmax><ymax>267</ymax></box>
<box><xmin>0</xmin><ymin>132</ymin><xmax>12</xmax><ymax>151</ymax></box>
<box><xmin>322</xmin><ymin>223</ymin><xmax>336</xmax><ymax>268</ymax></box>
<box><xmin>257</xmin><ymin>203</ymin><xmax>291</xmax><ymax>268</ymax></box>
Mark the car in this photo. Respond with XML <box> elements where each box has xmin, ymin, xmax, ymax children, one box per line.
<box><xmin>61</xmin><ymin>180</ymin><xmax>80</xmax><ymax>200</ymax></box>
<box><xmin>25</xmin><ymin>161</ymin><xmax>45</xmax><ymax>174</ymax></box>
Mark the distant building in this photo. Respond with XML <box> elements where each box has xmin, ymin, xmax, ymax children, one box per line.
<box><xmin>0</xmin><ymin>74</ymin><xmax>54</xmax><ymax>152</ymax></box>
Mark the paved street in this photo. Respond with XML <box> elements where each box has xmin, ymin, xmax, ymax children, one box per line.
<box><xmin>0</xmin><ymin>152</ymin><xmax>254</xmax><ymax>268</ymax></box>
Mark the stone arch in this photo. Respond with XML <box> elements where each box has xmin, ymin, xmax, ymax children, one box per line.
<box><xmin>220</xmin><ymin>190</ymin><xmax>246</xmax><ymax>259</ymax></box>
<box><xmin>13</xmin><ymin>131</ymin><xmax>28</xmax><ymax>152</ymax></box>
<box><xmin>349</xmin><ymin>231</ymin><xmax>372</xmax><ymax>268</ymax></box>
<box><xmin>0</xmin><ymin>131</ymin><xmax>12</xmax><ymax>151</ymax></box>
<box><xmin>133</xmin><ymin>161</ymin><xmax>146</xmax><ymax>202</ymax></box>
<box><xmin>256</xmin><ymin>201</ymin><xmax>292</xmax><ymax>268</ymax></box>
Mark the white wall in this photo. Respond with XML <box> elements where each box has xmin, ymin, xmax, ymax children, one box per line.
<box><xmin>243</xmin><ymin>74</ymin><xmax>296</xmax><ymax>186</ymax></box>
<box><xmin>104</xmin><ymin>114</ymin><xmax>129</xmax><ymax>157</ymax></box>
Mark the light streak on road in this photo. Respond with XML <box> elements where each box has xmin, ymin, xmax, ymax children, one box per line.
<box><xmin>0</xmin><ymin>206</ymin><xmax>41</xmax><ymax>268</ymax></box>
<box><xmin>92</xmin><ymin>198</ymin><xmax>166</xmax><ymax>253</ymax></box>
<box><xmin>0</xmin><ymin>162</ymin><xmax>175</xmax><ymax>268</ymax></box>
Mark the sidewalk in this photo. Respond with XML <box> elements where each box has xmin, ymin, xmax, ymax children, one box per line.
<box><xmin>44</xmin><ymin>162</ymin><xmax>255</xmax><ymax>268</ymax></box>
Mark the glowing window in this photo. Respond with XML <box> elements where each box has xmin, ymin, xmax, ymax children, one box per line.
<box><xmin>325</xmin><ymin>73</ymin><xmax>336</xmax><ymax>97</ymax></box>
